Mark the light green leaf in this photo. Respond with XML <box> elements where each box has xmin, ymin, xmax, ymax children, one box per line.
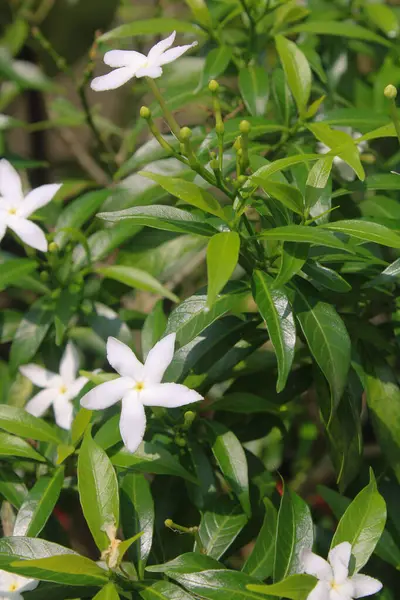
<box><xmin>365</xmin><ymin>3</ymin><xmax>399</xmax><ymax>38</ymax></box>
<box><xmin>198</xmin><ymin>46</ymin><xmax>233</xmax><ymax>90</ymax></box>
<box><xmin>99</xmin><ymin>19</ymin><xmax>199</xmax><ymax>41</ymax></box>
<box><xmin>184</xmin><ymin>0</ymin><xmax>212</xmax><ymax>27</ymax></box>
<box><xmin>93</xmin><ymin>583</ymin><xmax>120</xmax><ymax>600</ymax></box>
<box><xmin>248</xmin><ymin>574</ymin><xmax>317</xmax><ymax>599</ymax></box>
<box><xmin>0</xmin><ymin>259</ymin><xmax>37</xmax><ymax>291</ymax></box>
<box><xmin>286</xmin><ymin>21</ymin><xmax>391</xmax><ymax>46</ymax></box>
<box><xmin>307</xmin><ymin>123</ymin><xmax>364</xmax><ymax>181</ymax></box>
<box><xmin>207</xmin><ymin>232</ymin><xmax>240</xmax><ymax>308</ymax></box>
<box><xmin>239</xmin><ymin>66</ymin><xmax>269</xmax><ymax>116</ymax></box>
<box><xmin>0</xmin><ymin>405</ymin><xmax>63</xmax><ymax>445</ymax></box>
<box><xmin>139</xmin><ymin>580</ymin><xmax>195</xmax><ymax>600</ymax></box>
<box><xmin>54</xmin><ymin>189</ymin><xmax>109</xmax><ymax>248</ymax></box>
<box><xmin>319</xmin><ymin>220</ymin><xmax>400</xmax><ymax>248</ymax></box>
<box><xmin>250</xmin><ymin>154</ymin><xmax>320</xmax><ymax>184</ymax></box>
<box><xmin>305</xmin><ymin>156</ymin><xmax>334</xmax><ymax>210</ymax></box>
<box><xmin>10</xmin><ymin>554</ymin><xmax>109</xmax><ymax>586</ymax></box>
<box><xmin>96</xmin><ymin>265</ymin><xmax>179</xmax><ymax>303</ymax></box>
<box><xmin>258</xmin><ymin>225</ymin><xmax>352</xmax><ymax>252</ymax></box>
<box><xmin>0</xmin><ymin>433</ymin><xmax>45</xmax><ymax>462</ymax></box>
<box><xmin>275</xmin><ymin>243</ymin><xmax>308</xmax><ymax>287</ymax></box>
<box><xmin>275</xmin><ymin>35</ymin><xmax>312</xmax><ymax>117</ymax></box>
<box><xmin>261</xmin><ymin>181</ymin><xmax>304</xmax><ymax>215</ymax></box>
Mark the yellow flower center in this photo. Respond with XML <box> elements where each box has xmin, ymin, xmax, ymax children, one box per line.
<box><xmin>133</xmin><ymin>382</ymin><xmax>144</xmax><ymax>391</ymax></box>
<box><xmin>59</xmin><ymin>385</ymin><xmax>68</xmax><ymax>394</ymax></box>
<box><xmin>9</xmin><ymin>584</ymin><xmax>18</xmax><ymax>591</ymax></box>
<box><xmin>7</xmin><ymin>208</ymin><xmax>16</xmax><ymax>215</ymax></box>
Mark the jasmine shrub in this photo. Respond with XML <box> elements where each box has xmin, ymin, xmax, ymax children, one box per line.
<box><xmin>0</xmin><ymin>1</ymin><xmax>400</xmax><ymax>599</ymax></box>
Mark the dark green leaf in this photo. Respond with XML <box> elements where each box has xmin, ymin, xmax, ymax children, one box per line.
<box><xmin>196</xmin><ymin>496</ymin><xmax>247</xmax><ymax>559</ymax></box>
<box><xmin>96</xmin><ymin>265</ymin><xmax>179</xmax><ymax>303</ymax></box>
<box><xmin>54</xmin><ymin>190</ymin><xmax>109</xmax><ymax>248</ymax></box>
<box><xmin>320</xmin><ymin>220</ymin><xmax>400</xmax><ymax>248</ymax></box>
<box><xmin>258</xmin><ymin>225</ymin><xmax>352</xmax><ymax>252</ymax></box>
<box><xmin>10</xmin><ymin>298</ymin><xmax>53</xmax><ymax>370</ymax></box>
<box><xmin>0</xmin><ymin>259</ymin><xmax>37</xmax><ymax>291</ymax></box>
<box><xmin>275</xmin><ymin>243</ymin><xmax>308</xmax><ymax>287</ymax></box>
<box><xmin>261</xmin><ymin>181</ymin><xmax>304</xmax><ymax>215</ymax></box>
<box><xmin>243</xmin><ymin>498</ymin><xmax>277</xmax><ymax>580</ymax></box>
<box><xmin>99</xmin><ymin>19</ymin><xmax>199</xmax><ymax>41</ymax></box>
<box><xmin>302</xmin><ymin>262</ymin><xmax>351</xmax><ymax>293</ymax></box>
<box><xmin>0</xmin><ymin>467</ymin><xmax>28</xmax><ymax>509</ymax></box>
<box><xmin>141</xmin><ymin>301</ymin><xmax>167</xmax><ymax>361</ymax></box>
<box><xmin>139</xmin><ymin>580</ymin><xmax>195</xmax><ymax>600</ymax></box>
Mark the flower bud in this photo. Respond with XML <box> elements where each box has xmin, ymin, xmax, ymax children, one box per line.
<box><xmin>140</xmin><ymin>106</ymin><xmax>151</xmax><ymax>119</ymax></box>
<box><xmin>239</xmin><ymin>120</ymin><xmax>251</xmax><ymax>134</ymax></box>
<box><xmin>210</xmin><ymin>158</ymin><xmax>219</xmax><ymax>170</ymax></box>
<box><xmin>238</xmin><ymin>175</ymin><xmax>247</xmax><ymax>185</ymax></box>
<box><xmin>164</xmin><ymin>519</ymin><xmax>173</xmax><ymax>528</ymax></box>
<box><xmin>208</xmin><ymin>79</ymin><xmax>219</xmax><ymax>93</ymax></box>
<box><xmin>184</xmin><ymin>410</ymin><xmax>196</xmax><ymax>427</ymax></box>
<box><xmin>384</xmin><ymin>84</ymin><xmax>397</xmax><ymax>100</ymax></box>
<box><xmin>40</xmin><ymin>271</ymin><xmax>49</xmax><ymax>282</ymax></box>
<box><xmin>48</xmin><ymin>242</ymin><xmax>58</xmax><ymax>253</ymax></box>
<box><xmin>81</xmin><ymin>299</ymin><xmax>92</xmax><ymax>315</ymax></box>
<box><xmin>215</xmin><ymin>122</ymin><xmax>224</xmax><ymax>135</ymax></box>
<box><xmin>175</xmin><ymin>436</ymin><xmax>186</xmax><ymax>447</ymax></box>
<box><xmin>180</xmin><ymin>126</ymin><xmax>192</xmax><ymax>140</ymax></box>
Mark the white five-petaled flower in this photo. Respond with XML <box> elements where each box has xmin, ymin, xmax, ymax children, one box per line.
<box><xmin>20</xmin><ymin>342</ymin><xmax>88</xmax><ymax>430</ymax></box>
<box><xmin>0</xmin><ymin>159</ymin><xmax>61</xmax><ymax>252</ymax></box>
<box><xmin>0</xmin><ymin>570</ymin><xmax>38</xmax><ymax>599</ymax></box>
<box><xmin>80</xmin><ymin>334</ymin><xmax>203</xmax><ymax>453</ymax></box>
<box><xmin>90</xmin><ymin>31</ymin><xmax>197</xmax><ymax>92</ymax></box>
<box><xmin>302</xmin><ymin>542</ymin><xmax>382</xmax><ymax>600</ymax></box>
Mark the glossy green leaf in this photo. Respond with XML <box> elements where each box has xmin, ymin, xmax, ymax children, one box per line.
<box><xmin>243</xmin><ymin>498</ymin><xmax>277</xmax><ymax>580</ymax></box>
<box><xmin>305</xmin><ymin>156</ymin><xmax>334</xmax><ymax>210</ymax></box>
<box><xmin>0</xmin><ymin>467</ymin><xmax>27</xmax><ymax>509</ymax></box>
<box><xmin>98</xmin><ymin>204</ymin><xmax>218</xmax><ymax>237</ymax></box>
<box><xmin>206</xmin><ymin>421</ymin><xmax>251</xmax><ymax>517</ymax></box>
<box><xmin>293</xmin><ymin>281</ymin><xmax>351</xmax><ymax>413</ymax></box>
<box><xmin>72</xmin><ymin>221</ymin><xmax>141</xmax><ymax>269</ymax></box>
<box><xmin>71</xmin><ymin>408</ymin><xmax>92</xmax><ymax>446</ymax></box>
<box><xmin>10</xmin><ymin>554</ymin><xmax>109</xmax><ymax>586</ymax></box>
<box><xmin>275</xmin><ymin>35</ymin><xmax>311</xmax><ymax>117</ymax></box>
<box><xmin>365</xmin><ymin>3</ymin><xmax>399</xmax><ymax>37</ymax></box>
<box><xmin>302</xmin><ymin>262</ymin><xmax>351</xmax><ymax>293</ymax></box>
<box><xmin>274</xmin><ymin>483</ymin><xmax>313</xmax><ymax>582</ymax></box>
<box><xmin>147</xmin><ymin>552</ymin><xmax>223</xmax><ymax>575</ymax></box>
<box><xmin>10</xmin><ymin>297</ymin><xmax>53</xmax><ymax>370</ymax></box>
<box><xmin>78</xmin><ymin>429</ymin><xmax>119</xmax><ymax>551</ymax></box>
<box><xmin>286</xmin><ymin>21</ymin><xmax>391</xmax><ymax>46</ymax></box>
<box><xmin>184</xmin><ymin>0</ymin><xmax>212</xmax><ymax>27</ymax></box>
<box><xmin>99</xmin><ymin>18</ymin><xmax>199</xmax><ymax>41</ymax></box>
<box><xmin>250</xmin><ymin>154</ymin><xmax>320</xmax><ymax>184</ymax></box>
<box><xmin>93</xmin><ymin>583</ymin><xmax>120</xmax><ymax>600</ymax></box>
<box><xmin>0</xmin><ymin>537</ymin><xmax>75</xmax><ymax>572</ymax></box>
<box><xmin>275</xmin><ymin>243</ymin><xmax>308</xmax><ymax>287</ymax></box>
<box><xmin>261</xmin><ymin>180</ymin><xmax>304</xmax><ymax>215</ymax></box>
<box><xmin>139</xmin><ymin>172</ymin><xmax>225</xmax><ymax>219</ymax></box>
<box><xmin>54</xmin><ymin>189</ymin><xmax>109</xmax><ymax>248</ymax></box>
<box><xmin>307</xmin><ymin>123</ymin><xmax>364</xmax><ymax>181</ymax></box>
<box><xmin>139</xmin><ymin>580</ymin><xmax>195</xmax><ymax>600</ymax></box>
<box><xmin>96</xmin><ymin>265</ymin><xmax>179</xmax><ymax>303</ymax></box>
<box><xmin>198</xmin><ymin>46</ymin><xmax>233</xmax><ymax>90</ymax></box>
<box><xmin>196</xmin><ymin>496</ymin><xmax>247</xmax><ymax>559</ymax></box>
<box><xmin>331</xmin><ymin>471</ymin><xmax>387</xmax><ymax>572</ymax></box>
<box><xmin>252</xmin><ymin>271</ymin><xmax>296</xmax><ymax>392</ymax></box>
<box><xmin>248</xmin><ymin>574</ymin><xmax>317</xmax><ymax>599</ymax></box>
<box><xmin>120</xmin><ymin>473</ymin><xmax>154</xmax><ymax>578</ymax></box>
<box><xmin>258</xmin><ymin>225</ymin><xmax>351</xmax><ymax>252</ymax></box>
<box><xmin>239</xmin><ymin>66</ymin><xmax>269</xmax><ymax>116</ymax></box>
<box><xmin>111</xmin><ymin>442</ymin><xmax>197</xmax><ymax>483</ymax></box>
<box><xmin>0</xmin><ymin>259</ymin><xmax>37</xmax><ymax>291</ymax></box>
<box><xmin>0</xmin><ymin>433</ymin><xmax>45</xmax><ymax>462</ymax></box>
<box><xmin>207</xmin><ymin>232</ymin><xmax>240</xmax><ymax>308</ymax></box>
<box><xmin>0</xmin><ymin>405</ymin><xmax>63</xmax><ymax>445</ymax></box>
<box><xmin>13</xmin><ymin>467</ymin><xmax>64</xmax><ymax>537</ymax></box>
<box><xmin>319</xmin><ymin>220</ymin><xmax>400</xmax><ymax>248</ymax></box>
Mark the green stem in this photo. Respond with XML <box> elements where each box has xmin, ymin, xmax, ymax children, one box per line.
<box><xmin>146</xmin><ymin>77</ymin><xmax>181</xmax><ymax>139</ymax></box>
<box><xmin>389</xmin><ymin>100</ymin><xmax>400</xmax><ymax>145</ymax></box>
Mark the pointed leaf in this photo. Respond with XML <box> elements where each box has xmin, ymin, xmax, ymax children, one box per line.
<box><xmin>207</xmin><ymin>232</ymin><xmax>240</xmax><ymax>308</ymax></box>
<box><xmin>275</xmin><ymin>35</ymin><xmax>311</xmax><ymax>117</ymax></box>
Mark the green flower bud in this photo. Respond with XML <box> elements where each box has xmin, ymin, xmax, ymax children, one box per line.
<box><xmin>215</xmin><ymin>122</ymin><xmax>224</xmax><ymax>135</ymax></box>
<box><xmin>175</xmin><ymin>436</ymin><xmax>187</xmax><ymax>447</ymax></box>
<box><xmin>180</xmin><ymin>126</ymin><xmax>192</xmax><ymax>140</ymax></box>
<box><xmin>184</xmin><ymin>410</ymin><xmax>196</xmax><ymax>427</ymax></box>
<box><xmin>48</xmin><ymin>242</ymin><xmax>58</xmax><ymax>253</ymax></box>
<box><xmin>164</xmin><ymin>519</ymin><xmax>173</xmax><ymax>528</ymax></box>
<box><xmin>384</xmin><ymin>84</ymin><xmax>397</xmax><ymax>99</ymax></box>
<box><xmin>210</xmin><ymin>158</ymin><xmax>219</xmax><ymax>170</ymax></box>
<box><xmin>208</xmin><ymin>79</ymin><xmax>219</xmax><ymax>93</ymax></box>
<box><xmin>40</xmin><ymin>271</ymin><xmax>49</xmax><ymax>282</ymax></box>
<box><xmin>140</xmin><ymin>106</ymin><xmax>151</xmax><ymax>119</ymax></box>
<box><xmin>238</xmin><ymin>175</ymin><xmax>247</xmax><ymax>184</ymax></box>
<box><xmin>239</xmin><ymin>120</ymin><xmax>251</xmax><ymax>134</ymax></box>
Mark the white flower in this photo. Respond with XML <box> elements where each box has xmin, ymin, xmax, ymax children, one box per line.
<box><xmin>317</xmin><ymin>127</ymin><xmax>367</xmax><ymax>182</ymax></box>
<box><xmin>20</xmin><ymin>342</ymin><xmax>87</xmax><ymax>430</ymax></box>
<box><xmin>0</xmin><ymin>570</ymin><xmax>38</xmax><ymax>599</ymax></box>
<box><xmin>0</xmin><ymin>160</ymin><xmax>61</xmax><ymax>252</ymax></box>
<box><xmin>302</xmin><ymin>542</ymin><xmax>382</xmax><ymax>600</ymax></box>
<box><xmin>91</xmin><ymin>31</ymin><xmax>197</xmax><ymax>92</ymax></box>
<box><xmin>80</xmin><ymin>334</ymin><xmax>203</xmax><ymax>453</ymax></box>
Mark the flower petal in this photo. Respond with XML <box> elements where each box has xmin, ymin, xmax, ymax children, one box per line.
<box><xmin>120</xmin><ymin>392</ymin><xmax>146</xmax><ymax>453</ymax></box>
<box><xmin>80</xmin><ymin>377</ymin><xmax>132</xmax><ymax>410</ymax></box>
<box><xmin>19</xmin><ymin>364</ymin><xmax>60</xmax><ymax>388</ymax></box>
<box><xmin>135</xmin><ymin>66</ymin><xmax>163</xmax><ymax>79</ymax></box>
<box><xmin>67</xmin><ymin>376</ymin><xmax>88</xmax><ymax>400</ymax></box>
<box><xmin>143</xmin><ymin>333</ymin><xmax>176</xmax><ymax>384</ymax></box>
<box><xmin>328</xmin><ymin>542</ymin><xmax>351</xmax><ymax>585</ymax></box>
<box><xmin>18</xmin><ymin>575</ymin><xmax>39</xmax><ymax>592</ymax></box>
<box><xmin>140</xmin><ymin>382</ymin><xmax>203</xmax><ymax>408</ymax></box>
<box><xmin>25</xmin><ymin>388</ymin><xmax>58</xmax><ymax>417</ymax></box>
<box><xmin>104</xmin><ymin>49</ymin><xmax>146</xmax><ymax>68</ymax></box>
<box><xmin>7</xmin><ymin>215</ymin><xmax>47</xmax><ymax>251</ymax></box>
<box><xmin>19</xmin><ymin>183</ymin><xmax>61</xmax><ymax>218</ymax></box>
<box><xmin>157</xmin><ymin>42</ymin><xmax>198</xmax><ymax>66</ymax></box>
<box><xmin>351</xmin><ymin>574</ymin><xmax>383</xmax><ymax>598</ymax></box>
<box><xmin>53</xmin><ymin>397</ymin><xmax>74</xmax><ymax>430</ymax></box>
<box><xmin>0</xmin><ymin>159</ymin><xmax>23</xmax><ymax>201</ymax></box>
<box><xmin>0</xmin><ymin>217</ymin><xmax>6</xmax><ymax>243</ymax></box>
<box><xmin>306</xmin><ymin>580</ymin><xmax>330</xmax><ymax>600</ymax></box>
<box><xmin>60</xmin><ymin>341</ymin><xmax>80</xmax><ymax>384</ymax></box>
<box><xmin>0</xmin><ymin>569</ymin><xmax>15</xmax><ymax>586</ymax></box>
<box><xmin>301</xmin><ymin>549</ymin><xmax>332</xmax><ymax>581</ymax></box>
<box><xmin>90</xmin><ymin>67</ymin><xmax>135</xmax><ymax>91</ymax></box>
<box><xmin>147</xmin><ymin>31</ymin><xmax>176</xmax><ymax>60</ymax></box>
<box><xmin>107</xmin><ymin>336</ymin><xmax>144</xmax><ymax>379</ymax></box>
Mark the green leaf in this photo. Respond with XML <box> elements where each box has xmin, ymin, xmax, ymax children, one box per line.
<box><xmin>286</xmin><ymin>21</ymin><xmax>391</xmax><ymax>46</ymax></box>
<box><xmin>13</xmin><ymin>467</ymin><xmax>64</xmax><ymax>537</ymax></box>
<box><xmin>258</xmin><ymin>225</ymin><xmax>351</xmax><ymax>252</ymax></box>
<box><xmin>184</xmin><ymin>0</ymin><xmax>212</xmax><ymax>27</ymax></box>
<box><xmin>260</xmin><ymin>181</ymin><xmax>304</xmax><ymax>215</ymax></box>
<box><xmin>365</xmin><ymin>2</ymin><xmax>399</xmax><ymax>38</ymax></box>
<box><xmin>99</xmin><ymin>18</ymin><xmax>199</xmax><ymax>41</ymax></box>
<box><xmin>54</xmin><ymin>189</ymin><xmax>109</xmax><ymax>248</ymax></box>
<box><xmin>141</xmin><ymin>301</ymin><xmax>167</xmax><ymax>361</ymax></box>
<box><xmin>72</xmin><ymin>221</ymin><xmax>141</xmax><ymax>269</ymax></box>
<box><xmin>207</xmin><ymin>232</ymin><xmax>240</xmax><ymax>308</ymax></box>
<box><xmin>120</xmin><ymin>473</ymin><xmax>154</xmax><ymax>578</ymax></box>
<box><xmin>0</xmin><ymin>259</ymin><xmax>37</xmax><ymax>290</ymax></box>
<box><xmin>78</xmin><ymin>429</ymin><xmax>119</xmax><ymax>552</ymax></box>
<box><xmin>0</xmin><ymin>537</ymin><xmax>75</xmax><ymax>572</ymax></box>
<box><xmin>250</xmin><ymin>154</ymin><xmax>320</xmax><ymax>184</ymax></box>
<box><xmin>239</xmin><ymin>66</ymin><xmax>269</xmax><ymax>116</ymax></box>
<box><xmin>54</xmin><ymin>289</ymin><xmax>80</xmax><ymax>346</ymax></box>
<box><xmin>71</xmin><ymin>408</ymin><xmax>92</xmax><ymax>446</ymax></box>
<box><xmin>98</xmin><ymin>205</ymin><xmax>218</xmax><ymax>237</ymax></box>
<box><xmin>0</xmin><ymin>433</ymin><xmax>45</xmax><ymax>462</ymax></box>
<box><xmin>331</xmin><ymin>471</ymin><xmax>387</xmax><ymax>572</ymax></box>
<box><xmin>275</xmin><ymin>243</ymin><xmax>308</xmax><ymax>287</ymax></box>
<box><xmin>196</xmin><ymin>496</ymin><xmax>247</xmax><ymax>559</ymax></box>
<box><xmin>307</xmin><ymin>123</ymin><xmax>365</xmax><ymax>181</ymax></box>
<box><xmin>0</xmin><ymin>310</ymin><xmax>21</xmax><ymax>344</ymax></box>
<box><xmin>11</xmin><ymin>554</ymin><xmax>109</xmax><ymax>586</ymax></box>
<box><xmin>305</xmin><ymin>156</ymin><xmax>334</xmax><ymax>210</ymax></box>
<box><xmin>206</xmin><ymin>421</ymin><xmax>251</xmax><ymax>517</ymax></box>
<box><xmin>96</xmin><ymin>265</ymin><xmax>179</xmax><ymax>303</ymax></box>
<box><xmin>252</xmin><ymin>271</ymin><xmax>296</xmax><ymax>392</ymax></box>
<box><xmin>139</xmin><ymin>172</ymin><xmax>225</xmax><ymax>219</ymax></box>
<box><xmin>198</xmin><ymin>46</ymin><xmax>233</xmax><ymax>90</ymax></box>
<box><xmin>302</xmin><ymin>262</ymin><xmax>351</xmax><ymax>293</ymax></box>
<box><xmin>93</xmin><ymin>583</ymin><xmax>120</xmax><ymax>600</ymax></box>
<box><xmin>111</xmin><ymin>442</ymin><xmax>197</xmax><ymax>483</ymax></box>
<box><xmin>293</xmin><ymin>281</ymin><xmax>351</xmax><ymax>412</ymax></box>
<box><xmin>275</xmin><ymin>35</ymin><xmax>311</xmax><ymax>118</ymax></box>
<box><xmin>164</xmin><ymin>283</ymin><xmax>248</xmax><ymax>348</ymax></box>
<box><xmin>10</xmin><ymin>297</ymin><xmax>53</xmax><ymax>370</ymax></box>
<box><xmin>0</xmin><ymin>467</ymin><xmax>27</xmax><ymax>509</ymax></box>
<box><xmin>274</xmin><ymin>483</ymin><xmax>313</xmax><ymax>582</ymax></box>
<box><xmin>319</xmin><ymin>220</ymin><xmax>400</xmax><ymax>248</ymax></box>
<box><xmin>147</xmin><ymin>552</ymin><xmax>223</xmax><ymax>574</ymax></box>
<box><xmin>248</xmin><ymin>574</ymin><xmax>317</xmax><ymax>599</ymax></box>
<box><xmin>139</xmin><ymin>580</ymin><xmax>195</xmax><ymax>600</ymax></box>
<box><xmin>0</xmin><ymin>405</ymin><xmax>63</xmax><ymax>445</ymax></box>
<box><xmin>243</xmin><ymin>498</ymin><xmax>277</xmax><ymax>580</ymax></box>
